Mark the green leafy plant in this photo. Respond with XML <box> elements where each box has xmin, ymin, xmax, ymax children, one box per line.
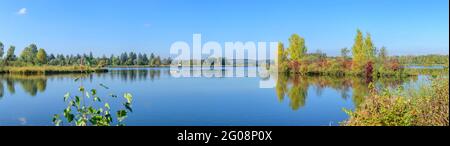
<box><xmin>52</xmin><ymin>80</ymin><xmax>133</xmax><ymax>126</ymax></box>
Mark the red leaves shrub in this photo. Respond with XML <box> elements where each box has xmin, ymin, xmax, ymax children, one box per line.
<box><xmin>365</xmin><ymin>61</ymin><xmax>374</xmax><ymax>83</ymax></box>
<box><xmin>343</xmin><ymin>60</ymin><xmax>352</xmax><ymax>70</ymax></box>
<box><xmin>289</xmin><ymin>60</ymin><xmax>300</xmax><ymax>72</ymax></box>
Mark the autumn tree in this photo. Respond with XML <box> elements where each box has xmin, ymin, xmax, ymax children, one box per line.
<box><xmin>36</xmin><ymin>48</ymin><xmax>48</xmax><ymax>65</ymax></box>
<box><xmin>364</xmin><ymin>33</ymin><xmax>376</xmax><ymax>61</ymax></box>
<box><xmin>351</xmin><ymin>29</ymin><xmax>364</xmax><ymax>70</ymax></box>
<box><xmin>288</xmin><ymin>34</ymin><xmax>307</xmax><ymax>61</ymax></box>
<box><xmin>277</xmin><ymin>42</ymin><xmax>288</xmax><ymax>71</ymax></box>
<box><xmin>277</xmin><ymin>42</ymin><xmax>285</xmax><ymax>64</ymax></box>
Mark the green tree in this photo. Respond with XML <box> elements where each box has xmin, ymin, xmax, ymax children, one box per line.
<box><xmin>5</xmin><ymin>46</ymin><xmax>15</xmax><ymax>65</ymax></box>
<box><xmin>112</xmin><ymin>55</ymin><xmax>120</xmax><ymax>66</ymax></box>
<box><xmin>142</xmin><ymin>54</ymin><xmax>149</xmax><ymax>65</ymax></box>
<box><xmin>379</xmin><ymin>46</ymin><xmax>388</xmax><ymax>61</ymax></box>
<box><xmin>364</xmin><ymin>33</ymin><xmax>376</xmax><ymax>61</ymax></box>
<box><xmin>341</xmin><ymin>47</ymin><xmax>349</xmax><ymax>60</ymax></box>
<box><xmin>0</xmin><ymin>41</ymin><xmax>4</xmax><ymax>60</ymax></box>
<box><xmin>288</xmin><ymin>34</ymin><xmax>307</xmax><ymax>61</ymax></box>
<box><xmin>352</xmin><ymin>29</ymin><xmax>364</xmax><ymax>70</ymax></box>
<box><xmin>277</xmin><ymin>42</ymin><xmax>286</xmax><ymax>65</ymax></box>
<box><xmin>153</xmin><ymin>56</ymin><xmax>161</xmax><ymax>66</ymax></box>
<box><xmin>20</xmin><ymin>44</ymin><xmax>39</xmax><ymax>64</ymax></box>
<box><xmin>277</xmin><ymin>42</ymin><xmax>289</xmax><ymax>72</ymax></box>
<box><xmin>136</xmin><ymin>53</ymin><xmax>144</xmax><ymax>65</ymax></box>
<box><xmin>36</xmin><ymin>48</ymin><xmax>48</xmax><ymax>65</ymax></box>
<box><xmin>149</xmin><ymin>53</ymin><xmax>155</xmax><ymax>66</ymax></box>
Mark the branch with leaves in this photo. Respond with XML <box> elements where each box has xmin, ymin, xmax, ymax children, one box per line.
<box><xmin>53</xmin><ymin>80</ymin><xmax>133</xmax><ymax>126</ymax></box>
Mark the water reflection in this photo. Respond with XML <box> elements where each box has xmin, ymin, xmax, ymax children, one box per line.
<box><xmin>0</xmin><ymin>75</ymin><xmax>48</xmax><ymax>97</ymax></box>
<box><xmin>275</xmin><ymin>73</ymin><xmax>418</xmax><ymax>110</ymax></box>
<box><xmin>0</xmin><ymin>68</ymin><xmax>418</xmax><ymax>112</ymax></box>
<box><xmin>107</xmin><ymin>68</ymin><xmax>170</xmax><ymax>81</ymax></box>
<box><xmin>0</xmin><ymin>69</ymin><xmax>171</xmax><ymax>98</ymax></box>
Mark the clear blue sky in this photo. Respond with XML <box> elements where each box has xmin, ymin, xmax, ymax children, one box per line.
<box><xmin>0</xmin><ymin>0</ymin><xmax>448</xmax><ymax>57</ymax></box>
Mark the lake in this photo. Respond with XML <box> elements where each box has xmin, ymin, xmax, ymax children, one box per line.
<box><xmin>0</xmin><ymin>67</ymin><xmax>427</xmax><ymax>126</ymax></box>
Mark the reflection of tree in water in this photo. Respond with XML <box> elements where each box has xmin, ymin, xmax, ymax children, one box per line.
<box><xmin>109</xmin><ymin>69</ymin><xmax>165</xmax><ymax>82</ymax></box>
<box><xmin>149</xmin><ymin>70</ymin><xmax>161</xmax><ymax>81</ymax></box>
<box><xmin>276</xmin><ymin>74</ymin><xmax>309</xmax><ymax>110</ymax></box>
<box><xmin>276</xmin><ymin>73</ymin><xmax>288</xmax><ymax>102</ymax></box>
<box><xmin>0</xmin><ymin>75</ymin><xmax>48</xmax><ymax>97</ymax></box>
<box><xmin>7</xmin><ymin>79</ymin><xmax>15</xmax><ymax>94</ymax></box>
<box><xmin>0</xmin><ymin>81</ymin><xmax>4</xmax><ymax>99</ymax></box>
<box><xmin>19</xmin><ymin>78</ymin><xmax>47</xmax><ymax>96</ymax></box>
<box><xmin>275</xmin><ymin>73</ymin><xmax>416</xmax><ymax>111</ymax></box>
<box><xmin>351</xmin><ymin>78</ymin><xmax>368</xmax><ymax>107</ymax></box>
<box><xmin>288</xmin><ymin>75</ymin><xmax>308</xmax><ymax>110</ymax></box>
<box><xmin>0</xmin><ymin>69</ymin><xmax>173</xmax><ymax>99</ymax></box>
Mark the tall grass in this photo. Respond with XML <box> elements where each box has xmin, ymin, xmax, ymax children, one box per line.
<box><xmin>342</xmin><ymin>77</ymin><xmax>449</xmax><ymax>126</ymax></box>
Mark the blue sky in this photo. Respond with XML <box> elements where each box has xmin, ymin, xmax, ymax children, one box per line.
<box><xmin>0</xmin><ymin>0</ymin><xmax>448</xmax><ymax>57</ymax></box>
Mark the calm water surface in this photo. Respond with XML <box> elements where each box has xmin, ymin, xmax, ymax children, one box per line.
<box><xmin>0</xmin><ymin>67</ymin><xmax>426</xmax><ymax>126</ymax></box>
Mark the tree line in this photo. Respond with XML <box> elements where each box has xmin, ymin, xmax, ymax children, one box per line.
<box><xmin>393</xmin><ymin>54</ymin><xmax>449</xmax><ymax>66</ymax></box>
<box><xmin>0</xmin><ymin>42</ymin><xmax>172</xmax><ymax>67</ymax></box>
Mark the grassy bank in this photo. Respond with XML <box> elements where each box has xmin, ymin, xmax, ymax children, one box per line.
<box><xmin>342</xmin><ymin>77</ymin><xmax>449</xmax><ymax>126</ymax></box>
<box><xmin>0</xmin><ymin>66</ymin><xmax>108</xmax><ymax>75</ymax></box>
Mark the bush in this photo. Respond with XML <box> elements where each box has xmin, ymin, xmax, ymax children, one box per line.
<box><xmin>342</xmin><ymin>78</ymin><xmax>449</xmax><ymax>126</ymax></box>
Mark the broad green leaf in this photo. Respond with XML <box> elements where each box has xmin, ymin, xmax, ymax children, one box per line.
<box><xmin>88</xmin><ymin>106</ymin><xmax>96</xmax><ymax>114</ymax></box>
<box><xmin>104</xmin><ymin>103</ymin><xmax>110</xmax><ymax>110</ymax></box>
<box><xmin>105</xmin><ymin>113</ymin><xmax>113</xmax><ymax>123</ymax></box>
<box><xmin>94</xmin><ymin>96</ymin><xmax>101</xmax><ymax>102</ymax></box>
<box><xmin>75</xmin><ymin>96</ymin><xmax>80</xmax><ymax>106</ymax></box>
<box><xmin>91</xmin><ymin>89</ymin><xmax>97</xmax><ymax>96</ymax></box>
<box><xmin>52</xmin><ymin>114</ymin><xmax>61</xmax><ymax>126</ymax></box>
<box><xmin>124</xmin><ymin>93</ymin><xmax>132</xmax><ymax>103</ymax></box>
<box><xmin>76</xmin><ymin>118</ymin><xmax>86</xmax><ymax>126</ymax></box>
<box><xmin>64</xmin><ymin>93</ymin><xmax>70</xmax><ymax>102</ymax></box>
<box><xmin>69</xmin><ymin>101</ymin><xmax>75</xmax><ymax>107</ymax></box>
<box><xmin>66</xmin><ymin>114</ymin><xmax>74</xmax><ymax>123</ymax></box>
<box><xmin>124</xmin><ymin>102</ymin><xmax>133</xmax><ymax>112</ymax></box>
<box><xmin>63</xmin><ymin>107</ymin><xmax>71</xmax><ymax>115</ymax></box>
<box><xmin>117</xmin><ymin>110</ymin><xmax>127</xmax><ymax>122</ymax></box>
<box><xmin>79</xmin><ymin>86</ymin><xmax>85</xmax><ymax>92</ymax></box>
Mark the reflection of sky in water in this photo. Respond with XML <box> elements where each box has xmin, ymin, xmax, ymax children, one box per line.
<box><xmin>0</xmin><ymin>68</ymin><xmax>430</xmax><ymax>126</ymax></box>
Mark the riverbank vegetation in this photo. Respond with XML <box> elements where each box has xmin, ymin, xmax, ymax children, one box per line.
<box><xmin>277</xmin><ymin>29</ymin><xmax>448</xmax><ymax>78</ymax></box>
<box><xmin>342</xmin><ymin>77</ymin><xmax>449</xmax><ymax>126</ymax></box>
<box><xmin>0</xmin><ymin>66</ymin><xmax>107</xmax><ymax>74</ymax></box>
<box><xmin>0</xmin><ymin>41</ymin><xmax>173</xmax><ymax>74</ymax></box>
<box><xmin>274</xmin><ymin>29</ymin><xmax>448</xmax><ymax>126</ymax></box>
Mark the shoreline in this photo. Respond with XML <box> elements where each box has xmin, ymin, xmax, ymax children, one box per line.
<box><xmin>0</xmin><ymin>66</ymin><xmax>108</xmax><ymax>75</ymax></box>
